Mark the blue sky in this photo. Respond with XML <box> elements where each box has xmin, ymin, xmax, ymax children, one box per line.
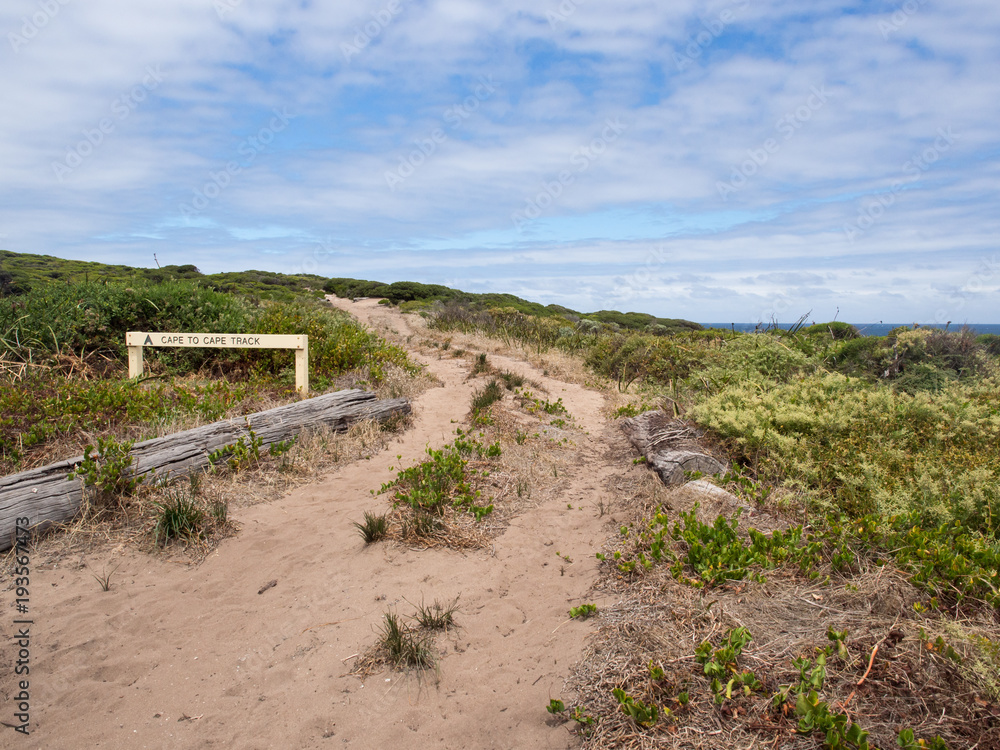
<box><xmin>2</xmin><ymin>0</ymin><xmax>998</xmax><ymax>323</ymax></box>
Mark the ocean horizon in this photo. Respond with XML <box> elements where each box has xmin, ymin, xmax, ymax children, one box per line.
<box><xmin>701</xmin><ymin>323</ymin><xmax>1000</xmax><ymax>337</ymax></box>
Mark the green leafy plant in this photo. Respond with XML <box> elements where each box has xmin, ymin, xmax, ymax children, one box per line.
<box><xmin>208</xmin><ymin>423</ymin><xmax>264</xmax><ymax>471</ymax></box>
<box><xmin>569</xmin><ymin>604</ymin><xmax>598</xmax><ymax>619</ymax></box>
<box><xmin>695</xmin><ymin>627</ymin><xmax>760</xmax><ymax>704</ymax></box>
<box><xmin>918</xmin><ymin>629</ymin><xmax>962</xmax><ymax>663</ymax></box>
<box><xmin>268</xmin><ymin>436</ymin><xmax>296</xmax><ymax>456</ymax></box>
<box><xmin>546</xmin><ymin>699</ymin><xmax>565</xmax><ymax>714</ymax></box>
<box><xmin>68</xmin><ymin>436</ymin><xmax>143</xmax><ymax>503</ymax></box>
<box><xmin>794</xmin><ymin>689</ymin><xmax>871</xmax><ymax>749</ymax></box>
<box><xmin>612</xmin><ymin>688</ymin><xmax>661</xmax><ymax>727</ymax></box>
<box><xmin>827</xmin><ymin>628</ymin><xmax>850</xmax><ymax>660</ymax></box>
<box><xmin>897</xmin><ymin>728</ymin><xmax>949</xmax><ymax>749</ymax></box>
<box><xmin>379</xmin><ymin>434</ymin><xmax>496</xmax><ymax>522</ymax></box>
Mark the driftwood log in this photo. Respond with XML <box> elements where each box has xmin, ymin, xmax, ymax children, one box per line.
<box><xmin>620</xmin><ymin>410</ymin><xmax>727</xmax><ymax>485</ymax></box>
<box><xmin>0</xmin><ymin>389</ymin><xmax>410</xmax><ymax>551</ymax></box>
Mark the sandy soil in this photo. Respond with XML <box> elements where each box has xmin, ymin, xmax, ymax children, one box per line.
<box><xmin>5</xmin><ymin>299</ymin><xmax>628</xmax><ymax>749</ymax></box>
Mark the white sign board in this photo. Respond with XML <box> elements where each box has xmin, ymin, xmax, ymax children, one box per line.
<box><xmin>126</xmin><ymin>332</ymin><xmax>305</xmax><ymax>349</ymax></box>
<box><xmin>126</xmin><ymin>332</ymin><xmax>309</xmax><ymax>393</ymax></box>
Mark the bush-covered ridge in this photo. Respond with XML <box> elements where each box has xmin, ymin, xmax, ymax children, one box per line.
<box><xmin>0</xmin><ymin>249</ymin><xmax>327</xmax><ymax>302</ymax></box>
<box><xmin>323</xmin><ymin>276</ymin><xmax>703</xmax><ymax>333</ymax></box>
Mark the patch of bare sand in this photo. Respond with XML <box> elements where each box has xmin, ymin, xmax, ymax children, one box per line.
<box><xmin>16</xmin><ymin>298</ymin><xmax>626</xmax><ymax>749</ymax></box>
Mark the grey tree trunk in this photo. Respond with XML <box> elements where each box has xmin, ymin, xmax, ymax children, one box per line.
<box><xmin>0</xmin><ymin>389</ymin><xmax>410</xmax><ymax>551</ymax></box>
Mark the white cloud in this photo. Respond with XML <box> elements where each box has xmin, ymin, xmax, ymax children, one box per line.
<box><xmin>0</xmin><ymin>0</ymin><xmax>997</xmax><ymax>322</ymax></box>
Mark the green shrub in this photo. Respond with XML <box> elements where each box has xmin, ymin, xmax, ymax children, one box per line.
<box><xmin>694</xmin><ymin>335</ymin><xmax>816</xmax><ymax>390</ymax></box>
<box><xmin>690</xmin><ymin>373</ymin><xmax>1000</xmax><ymax>535</ymax></box>
<box><xmin>803</xmin><ymin>321</ymin><xmax>859</xmax><ymax>339</ymax></box>
<box><xmin>67</xmin><ymin>436</ymin><xmax>143</xmax><ymax>504</ymax></box>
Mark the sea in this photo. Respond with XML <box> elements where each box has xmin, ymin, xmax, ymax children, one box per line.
<box><xmin>701</xmin><ymin>323</ymin><xmax>1000</xmax><ymax>337</ymax></box>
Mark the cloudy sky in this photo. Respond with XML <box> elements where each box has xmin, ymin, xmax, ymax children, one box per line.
<box><xmin>2</xmin><ymin>0</ymin><xmax>997</xmax><ymax>323</ymax></box>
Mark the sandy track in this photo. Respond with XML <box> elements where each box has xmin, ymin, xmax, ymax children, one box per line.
<box><xmin>12</xmin><ymin>299</ymin><xmax>625</xmax><ymax>750</ymax></box>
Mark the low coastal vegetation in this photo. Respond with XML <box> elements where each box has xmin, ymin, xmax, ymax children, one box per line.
<box><xmin>4</xmin><ymin>252</ymin><xmax>999</xmax><ymax>746</ymax></box>
<box><xmin>325</xmin><ymin>275</ymin><xmax>1000</xmax><ymax>747</ymax></box>
<box><xmin>0</xmin><ymin>252</ymin><xmax>420</xmax><ymax>553</ymax></box>
<box><xmin>0</xmin><ymin>266</ymin><xmax>414</xmax><ymax>474</ymax></box>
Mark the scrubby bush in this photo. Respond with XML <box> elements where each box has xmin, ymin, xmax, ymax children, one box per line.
<box><xmin>977</xmin><ymin>333</ymin><xmax>1000</xmax><ymax>357</ymax></box>
<box><xmin>692</xmin><ymin>334</ymin><xmax>816</xmax><ymax>391</ymax></box>
<box><xmin>0</xmin><ymin>278</ymin><xmax>412</xmax><ymax>385</ymax></box>
<box><xmin>803</xmin><ymin>321</ymin><xmax>859</xmax><ymax>339</ymax></box>
<box><xmin>691</xmin><ymin>373</ymin><xmax>1000</xmax><ymax>536</ymax></box>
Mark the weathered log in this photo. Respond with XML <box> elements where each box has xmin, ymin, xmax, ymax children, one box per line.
<box><xmin>0</xmin><ymin>389</ymin><xmax>410</xmax><ymax>551</ymax></box>
<box><xmin>621</xmin><ymin>410</ymin><xmax>726</xmax><ymax>486</ymax></box>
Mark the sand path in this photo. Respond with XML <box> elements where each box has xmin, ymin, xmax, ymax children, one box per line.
<box><xmin>13</xmin><ymin>299</ymin><xmax>624</xmax><ymax>750</ymax></box>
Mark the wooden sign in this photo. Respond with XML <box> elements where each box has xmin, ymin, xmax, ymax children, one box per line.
<box><xmin>126</xmin><ymin>332</ymin><xmax>309</xmax><ymax>393</ymax></box>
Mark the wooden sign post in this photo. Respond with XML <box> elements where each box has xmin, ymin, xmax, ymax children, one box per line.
<box><xmin>126</xmin><ymin>332</ymin><xmax>309</xmax><ymax>394</ymax></box>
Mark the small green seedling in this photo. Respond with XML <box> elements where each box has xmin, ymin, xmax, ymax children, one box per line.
<box><xmin>612</xmin><ymin>688</ymin><xmax>660</xmax><ymax>727</ymax></box>
<box><xmin>569</xmin><ymin>604</ymin><xmax>598</xmax><ymax>619</ymax></box>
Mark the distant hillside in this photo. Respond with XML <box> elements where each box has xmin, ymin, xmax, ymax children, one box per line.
<box><xmin>323</xmin><ymin>277</ymin><xmax>703</xmax><ymax>333</ymax></box>
<box><xmin>0</xmin><ymin>250</ymin><xmax>702</xmax><ymax>332</ymax></box>
<box><xmin>0</xmin><ymin>249</ymin><xmax>327</xmax><ymax>302</ymax></box>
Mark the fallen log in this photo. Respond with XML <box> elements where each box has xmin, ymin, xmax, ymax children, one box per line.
<box><xmin>0</xmin><ymin>389</ymin><xmax>410</xmax><ymax>551</ymax></box>
<box><xmin>621</xmin><ymin>410</ymin><xmax>727</xmax><ymax>485</ymax></box>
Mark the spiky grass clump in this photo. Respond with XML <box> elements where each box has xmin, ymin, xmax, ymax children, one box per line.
<box><xmin>152</xmin><ymin>489</ymin><xmax>206</xmax><ymax>546</ymax></box>
<box><xmin>471</xmin><ymin>352</ymin><xmax>490</xmax><ymax>375</ymax></box>
<box><xmin>412</xmin><ymin>596</ymin><xmax>460</xmax><ymax>631</ymax></box>
<box><xmin>354</xmin><ymin>510</ymin><xmax>389</xmax><ymax>544</ymax></box>
<box><xmin>380</xmin><ymin>611</ymin><xmax>435</xmax><ymax>669</ymax></box>
<box><xmin>470</xmin><ymin>379</ymin><xmax>504</xmax><ymax>416</ymax></box>
<box><xmin>497</xmin><ymin>369</ymin><xmax>526</xmax><ymax>389</ymax></box>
